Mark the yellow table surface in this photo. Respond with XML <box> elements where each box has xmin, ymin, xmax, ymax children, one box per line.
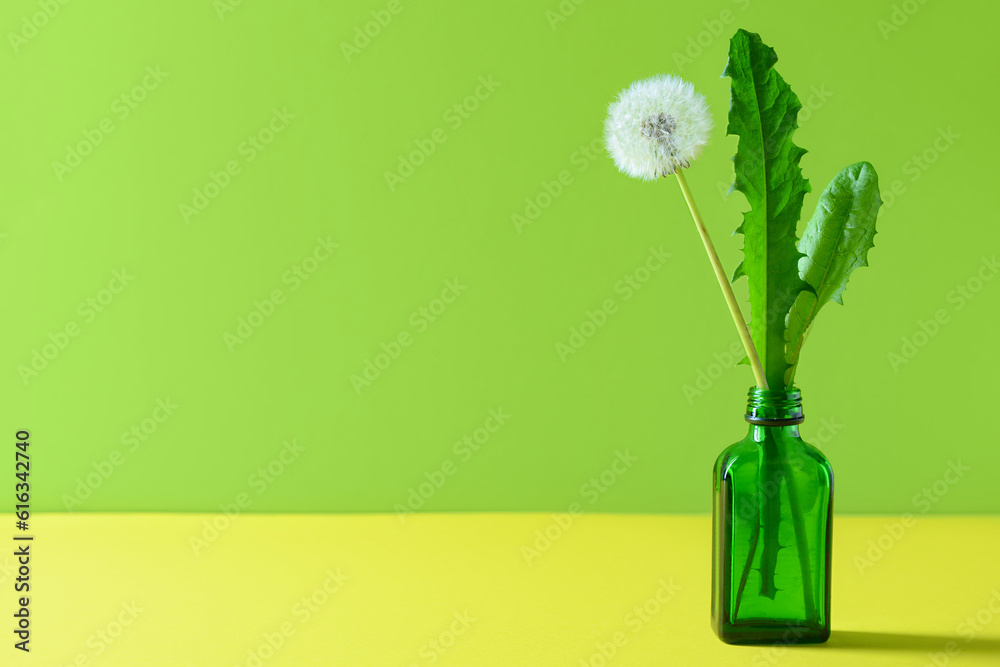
<box><xmin>9</xmin><ymin>513</ymin><xmax>1000</xmax><ymax>666</ymax></box>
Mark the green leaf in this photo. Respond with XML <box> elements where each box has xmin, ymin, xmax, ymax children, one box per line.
<box><xmin>724</xmin><ymin>29</ymin><xmax>810</xmax><ymax>390</ymax></box>
<box><xmin>784</xmin><ymin>162</ymin><xmax>882</xmax><ymax>385</ymax></box>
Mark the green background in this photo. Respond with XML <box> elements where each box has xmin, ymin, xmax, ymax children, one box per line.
<box><xmin>2</xmin><ymin>0</ymin><xmax>998</xmax><ymax>514</ymax></box>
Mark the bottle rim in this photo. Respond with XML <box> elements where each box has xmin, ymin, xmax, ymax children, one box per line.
<box><xmin>745</xmin><ymin>386</ymin><xmax>804</xmax><ymax>425</ymax></box>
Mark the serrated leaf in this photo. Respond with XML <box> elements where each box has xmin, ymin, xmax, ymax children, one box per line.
<box><xmin>785</xmin><ymin>162</ymin><xmax>881</xmax><ymax>384</ymax></box>
<box><xmin>724</xmin><ymin>29</ymin><xmax>810</xmax><ymax>389</ymax></box>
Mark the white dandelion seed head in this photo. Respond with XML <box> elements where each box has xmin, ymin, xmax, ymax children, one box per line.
<box><xmin>604</xmin><ymin>74</ymin><xmax>713</xmax><ymax>181</ymax></box>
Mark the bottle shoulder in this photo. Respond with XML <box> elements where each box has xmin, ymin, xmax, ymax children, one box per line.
<box><xmin>713</xmin><ymin>438</ymin><xmax>755</xmax><ymax>480</ymax></box>
<box><xmin>713</xmin><ymin>432</ymin><xmax>833</xmax><ymax>479</ymax></box>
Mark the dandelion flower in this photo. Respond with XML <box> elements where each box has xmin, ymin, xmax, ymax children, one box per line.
<box><xmin>603</xmin><ymin>71</ymin><xmax>766</xmax><ymax>388</ymax></box>
<box><xmin>604</xmin><ymin>75</ymin><xmax>713</xmax><ymax>180</ymax></box>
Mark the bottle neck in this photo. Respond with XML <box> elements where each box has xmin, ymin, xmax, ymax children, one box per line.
<box><xmin>745</xmin><ymin>387</ymin><xmax>804</xmax><ymax>439</ymax></box>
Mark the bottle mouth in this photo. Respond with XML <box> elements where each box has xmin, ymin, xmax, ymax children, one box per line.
<box><xmin>745</xmin><ymin>387</ymin><xmax>804</xmax><ymax>425</ymax></box>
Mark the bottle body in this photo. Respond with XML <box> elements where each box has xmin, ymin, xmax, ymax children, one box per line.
<box><xmin>711</xmin><ymin>389</ymin><xmax>833</xmax><ymax>644</ymax></box>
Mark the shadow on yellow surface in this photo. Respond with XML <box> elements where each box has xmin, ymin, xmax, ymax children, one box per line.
<box><xmin>829</xmin><ymin>630</ymin><xmax>1000</xmax><ymax>655</ymax></box>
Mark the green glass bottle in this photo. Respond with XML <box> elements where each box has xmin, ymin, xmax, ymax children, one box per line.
<box><xmin>711</xmin><ymin>387</ymin><xmax>833</xmax><ymax>644</ymax></box>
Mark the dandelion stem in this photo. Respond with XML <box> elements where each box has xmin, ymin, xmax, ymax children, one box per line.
<box><xmin>673</xmin><ymin>169</ymin><xmax>768</xmax><ymax>390</ymax></box>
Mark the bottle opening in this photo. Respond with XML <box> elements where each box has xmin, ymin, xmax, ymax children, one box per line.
<box><xmin>745</xmin><ymin>387</ymin><xmax>804</xmax><ymax>424</ymax></box>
